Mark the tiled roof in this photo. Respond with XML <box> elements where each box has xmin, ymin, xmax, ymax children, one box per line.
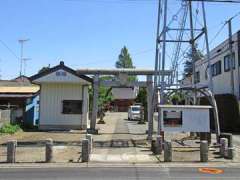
<box><xmin>0</xmin><ymin>80</ymin><xmax>39</xmax><ymax>94</ymax></box>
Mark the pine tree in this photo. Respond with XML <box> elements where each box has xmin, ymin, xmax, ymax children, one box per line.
<box><xmin>183</xmin><ymin>45</ymin><xmax>203</xmax><ymax>77</ymax></box>
<box><xmin>115</xmin><ymin>46</ymin><xmax>135</xmax><ymax>68</ymax></box>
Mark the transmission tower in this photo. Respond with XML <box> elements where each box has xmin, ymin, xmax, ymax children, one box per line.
<box><xmin>153</xmin><ymin>0</ymin><xmax>213</xmax><ymax>100</ymax></box>
<box><xmin>152</xmin><ymin>0</ymin><xmax>240</xmax><ymax>139</ymax></box>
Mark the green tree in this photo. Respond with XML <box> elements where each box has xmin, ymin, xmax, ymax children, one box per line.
<box><xmin>115</xmin><ymin>46</ymin><xmax>137</xmax><ymax>82</ymax></box>
<box><xmin>183</xmin><ymin>45</ymin><xmax>204</xmax><ymax>77</ymax></box>
<box><xmin>88</xmin><ymin>76</ymin><xmax>113</xmax><ymax>113</ymax></box>
<box><xmin>115</xmin><ymin>46</ymin><xmax>135</xmax><ymax>68</ymax></box>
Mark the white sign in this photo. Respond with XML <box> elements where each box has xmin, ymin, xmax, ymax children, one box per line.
<box><xmin>157</xmin><ymin>105</ymin><xmax>211</xmax><ymax>132</ymax></box>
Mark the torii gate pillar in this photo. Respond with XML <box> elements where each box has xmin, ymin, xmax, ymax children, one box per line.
<box><xmin>87</xmin><ymin>74</ymin><xmax>99</xmax><ymax>134</ymax></box>
<box><xmin>147</xmin><ymin>75</ymin><xmax>154</xmax><ymax>140</ymax></box>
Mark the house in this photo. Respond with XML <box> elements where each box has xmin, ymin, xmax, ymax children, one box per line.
<box><xmin>30</xmin><ymin>61</ymin><xmax>92</xmax><ymax>130</ymax></box>
<box><xmin>111</xmin><ymin>86</ymin><xmax>139</xmax><ymax>112</ymax></box>
<box><xmin>0</xmin><ymin>76</ymin><xmax>39</xmax><ymax>124</ymax></box>
<box><xmin>194</xmin><ymin>30</ymin><xmax>240</xmax><ymax>98</ymax></box>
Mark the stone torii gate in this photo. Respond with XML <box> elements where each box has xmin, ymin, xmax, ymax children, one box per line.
<box><xmin>76</xmin><ymin>68</ymin><xmax>172</xmax><ymax>140</ymax></box>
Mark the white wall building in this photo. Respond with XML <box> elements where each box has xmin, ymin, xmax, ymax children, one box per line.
<box><xmin>194</xmin><ymin>30</ymin><xmax>240</xmax><ymax>98</ymax></box>
<box><xmin>31</xmin><ymin>62</ymin><xmax>92</xmax><ymax>130</ymax></box>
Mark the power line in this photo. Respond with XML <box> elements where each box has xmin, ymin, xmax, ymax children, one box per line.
<box><xmin>202</xmin><ymin>10</ymin><xmax>240</xmax><ymax>50</ymax></box>
<box><xmin>0</xmin><ymin>40</ymin><xmax>19</xmax><ymax>60</ymax></box>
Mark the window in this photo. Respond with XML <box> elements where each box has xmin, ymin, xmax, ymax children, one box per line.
<box><xmin>62</xmin><ymin>100</ymin><xmax>82</xmax><ymax>114</ymax></box>
<box><xmin>194</xmin><ymin>71</ymin><xmax>200</xmax><ymax>83</ymax></box>
<box><xmin>131</xmin><ymin>107</ymin><xmax>140</xmax><ymax>112</ymax></box>
<box><xmin>211</xmin><ymin>61</ymin><xmax>222</xmax><ymax>77</ymax></box>
<box><xmin>224</xmin><ymin>53</ymin><xmax>235</xmax><ymax>72</ymax></box>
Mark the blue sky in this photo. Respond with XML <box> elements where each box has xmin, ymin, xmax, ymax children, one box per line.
<box><xmin>0</xmin><ymin>0</ymin><xmax>240</xmax><ymax>79</ymax></box>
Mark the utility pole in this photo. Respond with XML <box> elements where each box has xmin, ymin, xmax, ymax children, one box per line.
<box><xmin>18</xmin><ymin>39</ymin><xmax>30</xmax><ymax>76</ymax></box>
<box><xmin>226</xmin><ymin>19</ymin><xmax>235</xmax><ymax>95</ymax></box>
<box><xmin>202</xmin><ymin>1</ymin><xmax>213</xmax><ymax>93</ymax></box>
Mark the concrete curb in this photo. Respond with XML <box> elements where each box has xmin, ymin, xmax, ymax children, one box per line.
<box><xmin>0</xmin><ymin>162</ymin><xmax>240</xmax><ymax>169</ymax></box>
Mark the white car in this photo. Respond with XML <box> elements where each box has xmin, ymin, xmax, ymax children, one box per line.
<box><xmin>128</xmin><ymin>105</ymin><xmax>141</xmax><ymax>120</ymax></box>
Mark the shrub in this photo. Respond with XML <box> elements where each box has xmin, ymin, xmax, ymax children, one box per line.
<box><xmin>0</xmin><ymin>123</ymin><xmax>21</xmax><ymax>134</ymax></box>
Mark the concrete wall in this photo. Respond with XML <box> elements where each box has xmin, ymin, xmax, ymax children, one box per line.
<box><xmin>39</xmin><ymin>83</ymin><xmax>88</xmax><ymax>130</ymax></box>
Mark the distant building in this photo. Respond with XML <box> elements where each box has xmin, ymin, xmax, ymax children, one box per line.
<box><xmin>111</xmin><ymin>86</ymin><xmax>139</xmax><ymax>112</ymax></box>
<box><xmin>0</xmin><ymin>76</ymin><xmax>39</xmax><ymax>124</ymax></box>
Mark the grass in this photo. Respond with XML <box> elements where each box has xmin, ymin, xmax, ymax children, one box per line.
<box><xmin>0</xmin><ymin>123</ymin><xmax>22</xmax><ymax>135</ymax></box>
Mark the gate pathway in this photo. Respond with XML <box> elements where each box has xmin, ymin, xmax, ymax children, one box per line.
<box><xmin>90</xmin><ymin>112</ymin><xmax>158</xmax><ymax>163</ymax></box>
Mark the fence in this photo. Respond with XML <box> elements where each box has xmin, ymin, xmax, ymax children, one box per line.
<box><xmin>0</xmin><ymin>110</ymin><xmax>11</xmax><ymax>128</ymax></box>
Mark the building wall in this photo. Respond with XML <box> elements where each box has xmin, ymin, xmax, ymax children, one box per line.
<box><xmin>39</xmin><ymin>83</ymin><xmax>88</xmax><ymax>130</ymax></box>
<box><xmin>195</xmin><ymin>31</ymin><xmax>240</xmax><ymax>98</ymax></box>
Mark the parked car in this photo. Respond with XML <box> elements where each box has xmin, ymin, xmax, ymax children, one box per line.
<box><xmin>128</xmin><ymin>105</ymin><xmax>141</xmax><ymax>120</ymax></box>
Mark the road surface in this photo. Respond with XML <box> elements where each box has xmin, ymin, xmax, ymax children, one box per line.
<box><xmin>0</xmin><ymin>167</ymin><xmax>239</xmax><ymax>179</ymax></box>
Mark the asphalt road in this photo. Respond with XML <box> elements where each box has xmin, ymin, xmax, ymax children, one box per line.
<box><xmin>0</xmin><ymin>167</ymin><xmax>239</xmax><ymax>180</ymax></box>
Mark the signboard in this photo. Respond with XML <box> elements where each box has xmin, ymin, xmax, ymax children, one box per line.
<box><xmin>157</xmin><ymin>105</ymin><xmax>212</xmax><ymax>132</ymax></box>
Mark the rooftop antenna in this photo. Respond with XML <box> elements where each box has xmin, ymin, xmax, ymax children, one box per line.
<box><xmin>22</xmin><ymin>58</ymin><xmax>31</xmax><ymax>76</ymax></box>
<box><xmin>18</xmin><ymin>39</ymin><xmax>30</xmax><ymax>76</ymax></box>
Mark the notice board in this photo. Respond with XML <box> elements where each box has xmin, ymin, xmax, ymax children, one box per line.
<box><xmin>158</xmin><ymin>105</ymin><xmax>212</xmax><ymax>132</ymax></box>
